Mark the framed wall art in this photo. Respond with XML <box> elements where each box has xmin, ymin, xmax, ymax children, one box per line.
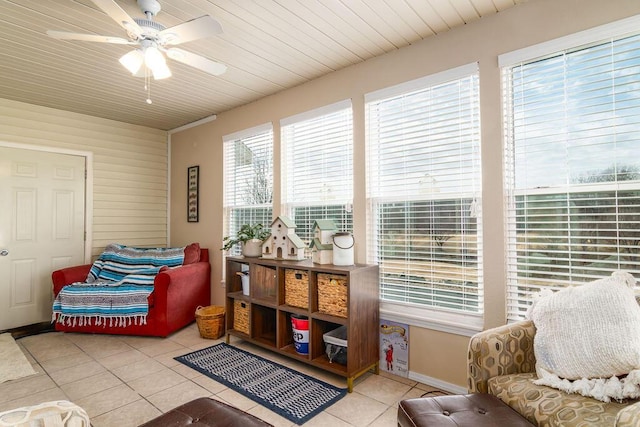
<box><xmin>187</xmin><ymin>165</ymin><xmax>199</xmax><ymax>222</ymax></box>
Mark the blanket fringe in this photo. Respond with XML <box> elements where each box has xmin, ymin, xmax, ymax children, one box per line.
<box><xmin>53</xmin><ymin>313</ymin><xmax>148</xmax><ymax>329</ymax></box>
<box><xmin>534</xmin><ymin>368</ymin><xmax>640</xmax><ymax>403</ymax></box>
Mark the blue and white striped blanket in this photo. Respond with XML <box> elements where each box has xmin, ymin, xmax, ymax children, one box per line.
<box><xmin>53</xmin><ymin>244</ymin><xmax>185</xmax><ymax>327</ymax></box>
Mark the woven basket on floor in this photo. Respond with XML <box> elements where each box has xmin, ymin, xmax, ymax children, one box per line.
<box><xmin>195</xmin><ymin>305</ymin><xmax>225</xmax><ymax>339</ymax></box>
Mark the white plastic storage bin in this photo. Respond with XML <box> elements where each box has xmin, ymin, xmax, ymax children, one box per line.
<box><xmin>323</xmin><ymin>325</ymin><xmax>347</xmax><ymax>365</ymax></box>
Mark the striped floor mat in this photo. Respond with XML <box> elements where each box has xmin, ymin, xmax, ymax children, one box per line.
<box><xmin>175</xmin><ymin>343</ymin><xmax>346</xmax><ymax>424</ymax></box>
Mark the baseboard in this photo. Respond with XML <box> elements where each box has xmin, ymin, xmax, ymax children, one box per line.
<box><xmin>408</xmin><ymin>371</ymin><xmax>468</xmax><ymax>395</ymax></box>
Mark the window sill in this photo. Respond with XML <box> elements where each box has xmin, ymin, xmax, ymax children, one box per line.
<box><xmin>380</xmin><ymin>302</ymin><xmax>483</xmax><ymax>337</ymax></box>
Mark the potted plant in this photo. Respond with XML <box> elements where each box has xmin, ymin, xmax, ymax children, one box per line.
<box><xmin>222</xmin><ymin>223</ymin><xmax>271</xmax><ymax>257</ymax></box>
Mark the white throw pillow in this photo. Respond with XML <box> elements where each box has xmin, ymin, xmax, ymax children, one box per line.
<box><xmin>527</xmin><ymin>271</ymin><xmax>640</xmax><ymax>402</ymax></box>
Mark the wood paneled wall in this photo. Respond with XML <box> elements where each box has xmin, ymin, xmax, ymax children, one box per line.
<box><xmin>0</xmin><ymin>98</ymin><xmax>168</xmax><ymax>258</ymax></box>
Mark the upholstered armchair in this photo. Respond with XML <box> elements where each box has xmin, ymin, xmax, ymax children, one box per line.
<box><xmin>468</xmin><ymin>320</ymin><xmax>640</xmax><ymax>426</ymax></box>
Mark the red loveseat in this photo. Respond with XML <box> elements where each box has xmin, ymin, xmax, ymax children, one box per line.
<box><xmin>51</xmin><ymin>247</ymin><xmax>211</xmax><ymax>337</ymax></box>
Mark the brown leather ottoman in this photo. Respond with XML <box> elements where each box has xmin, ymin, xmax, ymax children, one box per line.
<box><xmin>139</xmin><ymin>397</ymin><xmax>273</xmax><ymax>427</ymax></box>
<box><xmin>398</xmin><ymin>393</ymin><xmax>535</xmax><ymax>426</ymax></box>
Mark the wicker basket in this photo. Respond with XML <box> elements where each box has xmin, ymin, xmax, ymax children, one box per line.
<box><xmin>317</xmin><ymin>273</ymin><xmax>348</xmax><ymax>318</ymax></box>
<box><xmin>234</xmin><ymin>300</ymin><xmax>250</xmax><ymax>334</ymax></box>
<box><xmin>195</xmin><ymin>305</ymin><xmax>225</xmax><ymax>339</ymax></box>
<box><xmin>285</xmin><ymin>269</ymin><xmax>309</xmax><ymax>309</ymax></box>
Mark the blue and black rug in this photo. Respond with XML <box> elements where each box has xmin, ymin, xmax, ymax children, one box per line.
<box><xmin>174</xmin><ymin>343</ymin><xmax>346</xmax><ymax>425</ymax></box>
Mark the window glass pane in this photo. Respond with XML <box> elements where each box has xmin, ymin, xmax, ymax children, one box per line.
<box><xmin>281</xmin><ymin>103</ymin><xmax>353</xmax><ymax>244</ymax></box>
<box><xmin>505</xmin><ymin>34</ymin><xmax>640</xmax><ymax>320</ymax></box>
<box><xmin>223</xmin><ymin>126</ymin><xmax>273</xmax><ymax>255</ymax></box>
<box><xmin>366</xmin><ymin>69</ymin><xmax>483</xmax><ymax>314</ymax></box>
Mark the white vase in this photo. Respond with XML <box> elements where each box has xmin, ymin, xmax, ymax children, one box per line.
<box><xmin>242</xmin><ymin>239</ymin><xmax>262</xmax><ymax>257</ymax></box>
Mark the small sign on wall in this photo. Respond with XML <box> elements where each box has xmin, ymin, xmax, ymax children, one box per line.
<box><xmin>380</xmin><ymin>319</ymin><xmax>409</xmax><ymax>378</ymax></box>
<box><xmin>187</xmin><ymin>165</ymin><xmax>199</xmax><ymax>222</ymax></box>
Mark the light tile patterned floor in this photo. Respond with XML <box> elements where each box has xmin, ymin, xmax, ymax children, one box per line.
<box><xmin>0</xmin><ymin>324</ymin><xmax>443</xmax><ymax>426</ymax></box>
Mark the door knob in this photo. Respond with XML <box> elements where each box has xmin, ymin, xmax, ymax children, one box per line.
<box><xmin>0</xmin><ymin>250</ymin><xmax>8</xmax><ymax>256</ymax></box>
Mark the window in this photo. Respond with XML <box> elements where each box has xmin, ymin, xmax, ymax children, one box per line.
<box><xmin>366</xmin><ymin>63</ymin><xmax>483</xmax><ymax>321</ymax></box>
<box><xmin>223</xmin><ymin>124</ymin><xmax>273</xmax><ymax>256</ymax></box>
<box><xmin>502</xmin><ymin>22</ymin><xmax>640</xmax><ymax>321</ymax></box>
<box><xmin>281</xmin><ymin>100</ymin><xmax>353</xmax><ymax>244</ymax></box>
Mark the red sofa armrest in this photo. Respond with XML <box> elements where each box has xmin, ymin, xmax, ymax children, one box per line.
<box><xmin>154</xmin><ymin>261</ymin><xmax>211</xmax><ymax>303</ymax></box>
<box><xmin>52</xmin><ymin>264</ymin><xmax>92</xmax><ymax>296</ymax></box>
<box><xmin>152</xmin><ymin>254</ymin><xmax>211</xmax><ymax>331</ymax></box>
<box><xmin>154</xmin><ymin>262</ymin><xmax>210</xmax><ymax>288</ymax></box>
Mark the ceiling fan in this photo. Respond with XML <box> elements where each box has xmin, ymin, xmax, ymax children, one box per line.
<box><xmin>47</xmin><ymin>0</ymin><xmax>227</xmax><ymax>101</ymax></box>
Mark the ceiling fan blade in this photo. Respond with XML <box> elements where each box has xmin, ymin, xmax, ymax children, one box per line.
<box><xmin>46</xmin><ymin>30</ymin><xmax>132</xmax><ymax>44</ymax></box>
<box><xmin>165</xmin><ymin>48</ymin><xmax>227</xmax><ymax>76</ymax></box>
<box><xmin>90</xmin><ymin>0</ymin><xmax>143</xmax><ymax>38</ymax></box>
<box><xmin>160</xmin><ymin>16</ymin><xmax>223</xmax><ymax>45</ymax></box>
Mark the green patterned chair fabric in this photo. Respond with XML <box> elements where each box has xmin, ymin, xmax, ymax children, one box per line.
<box><xmin>467</xmin><ymin>320</ymin><xmax>640</xmax><ymax>426</ymax></box>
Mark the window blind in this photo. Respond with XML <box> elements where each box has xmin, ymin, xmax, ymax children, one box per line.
<box><xmin>503</xmin><ymin>33</ymin><xmax>640</xmax><ymax>321</ymax></box>
<box><xmin>223</xmin><ymin>124</ymin><xmax>273</xmax><ymax>256</ymax></box>
<box><xmin>281</xmin><ymin>100</ymin><xmax>353</xmax><ymax>244</ymax></box>
<box><xmin>366</xmin><ymin>65</ymin><xmax>483</xmax><ymax>314</ymax></box>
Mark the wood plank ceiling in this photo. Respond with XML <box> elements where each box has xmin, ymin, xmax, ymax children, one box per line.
<box><xmin>0</xmin><ymin>0</ymin><xmax>519</xmax><ymax>130</ymax></box>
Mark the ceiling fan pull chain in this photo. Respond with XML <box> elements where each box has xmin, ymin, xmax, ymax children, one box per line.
<box><xmin>145</xmin><ymin>67</ymin><xmax>153</xmax><ymax>104</ymax></box>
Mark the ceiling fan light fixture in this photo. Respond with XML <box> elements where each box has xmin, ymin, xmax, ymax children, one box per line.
<box><xmin>47</xmin><ymin>0</ymin><xmax>227</xmax><ymax>103</ymax></box>
<box><xmin>143</xmin><ymin>45</ymin><xmax>171</xmax><ymax>80</ymax></box>
<box><xmin>144</xmin><ymin>45</ymin><xmax>164</xmax><ymax>68</ymax></box>
<box><xmin>151</xmin><ymin>60</ymin><xmax>172</xmax><ymax>80</ymax></box>
<box><xmin>119</xmin><ymin>49</ymin><xmax>144</xmax><ymax>74</ymax></box>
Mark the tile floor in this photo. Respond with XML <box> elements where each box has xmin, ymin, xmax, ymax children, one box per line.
<box><xmin>0</xmin><ymin>324</ymin><xmax>443</xmax><ymax>426</ymax></box>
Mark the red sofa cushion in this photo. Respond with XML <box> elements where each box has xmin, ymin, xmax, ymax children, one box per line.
<box><xmin>183</xmin><ymin>242</ymin><xmax>201</xmax><ymax>265</ymax></box>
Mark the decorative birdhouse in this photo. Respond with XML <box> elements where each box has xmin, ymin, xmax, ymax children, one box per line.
<box><xmin>261</xmin><ymin>215</ymin><xmax>306</xmax><ymax>260</ymax></box>
<box><xmin>309</xmin><ymin>219</ymin><xmax>337</xmax><ymax>264</ymax></box>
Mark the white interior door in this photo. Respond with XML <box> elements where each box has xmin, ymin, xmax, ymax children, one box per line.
<box><xmin>0</xmin><ymin>147</ymin><xmax>86</xmax><ymax>330</ymax></box>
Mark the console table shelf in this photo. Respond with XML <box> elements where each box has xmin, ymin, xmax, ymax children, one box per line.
<box><xmin>225</xmin><ymin>256</ymin><xmax>379</xmax><ymax>392</ymax></box>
